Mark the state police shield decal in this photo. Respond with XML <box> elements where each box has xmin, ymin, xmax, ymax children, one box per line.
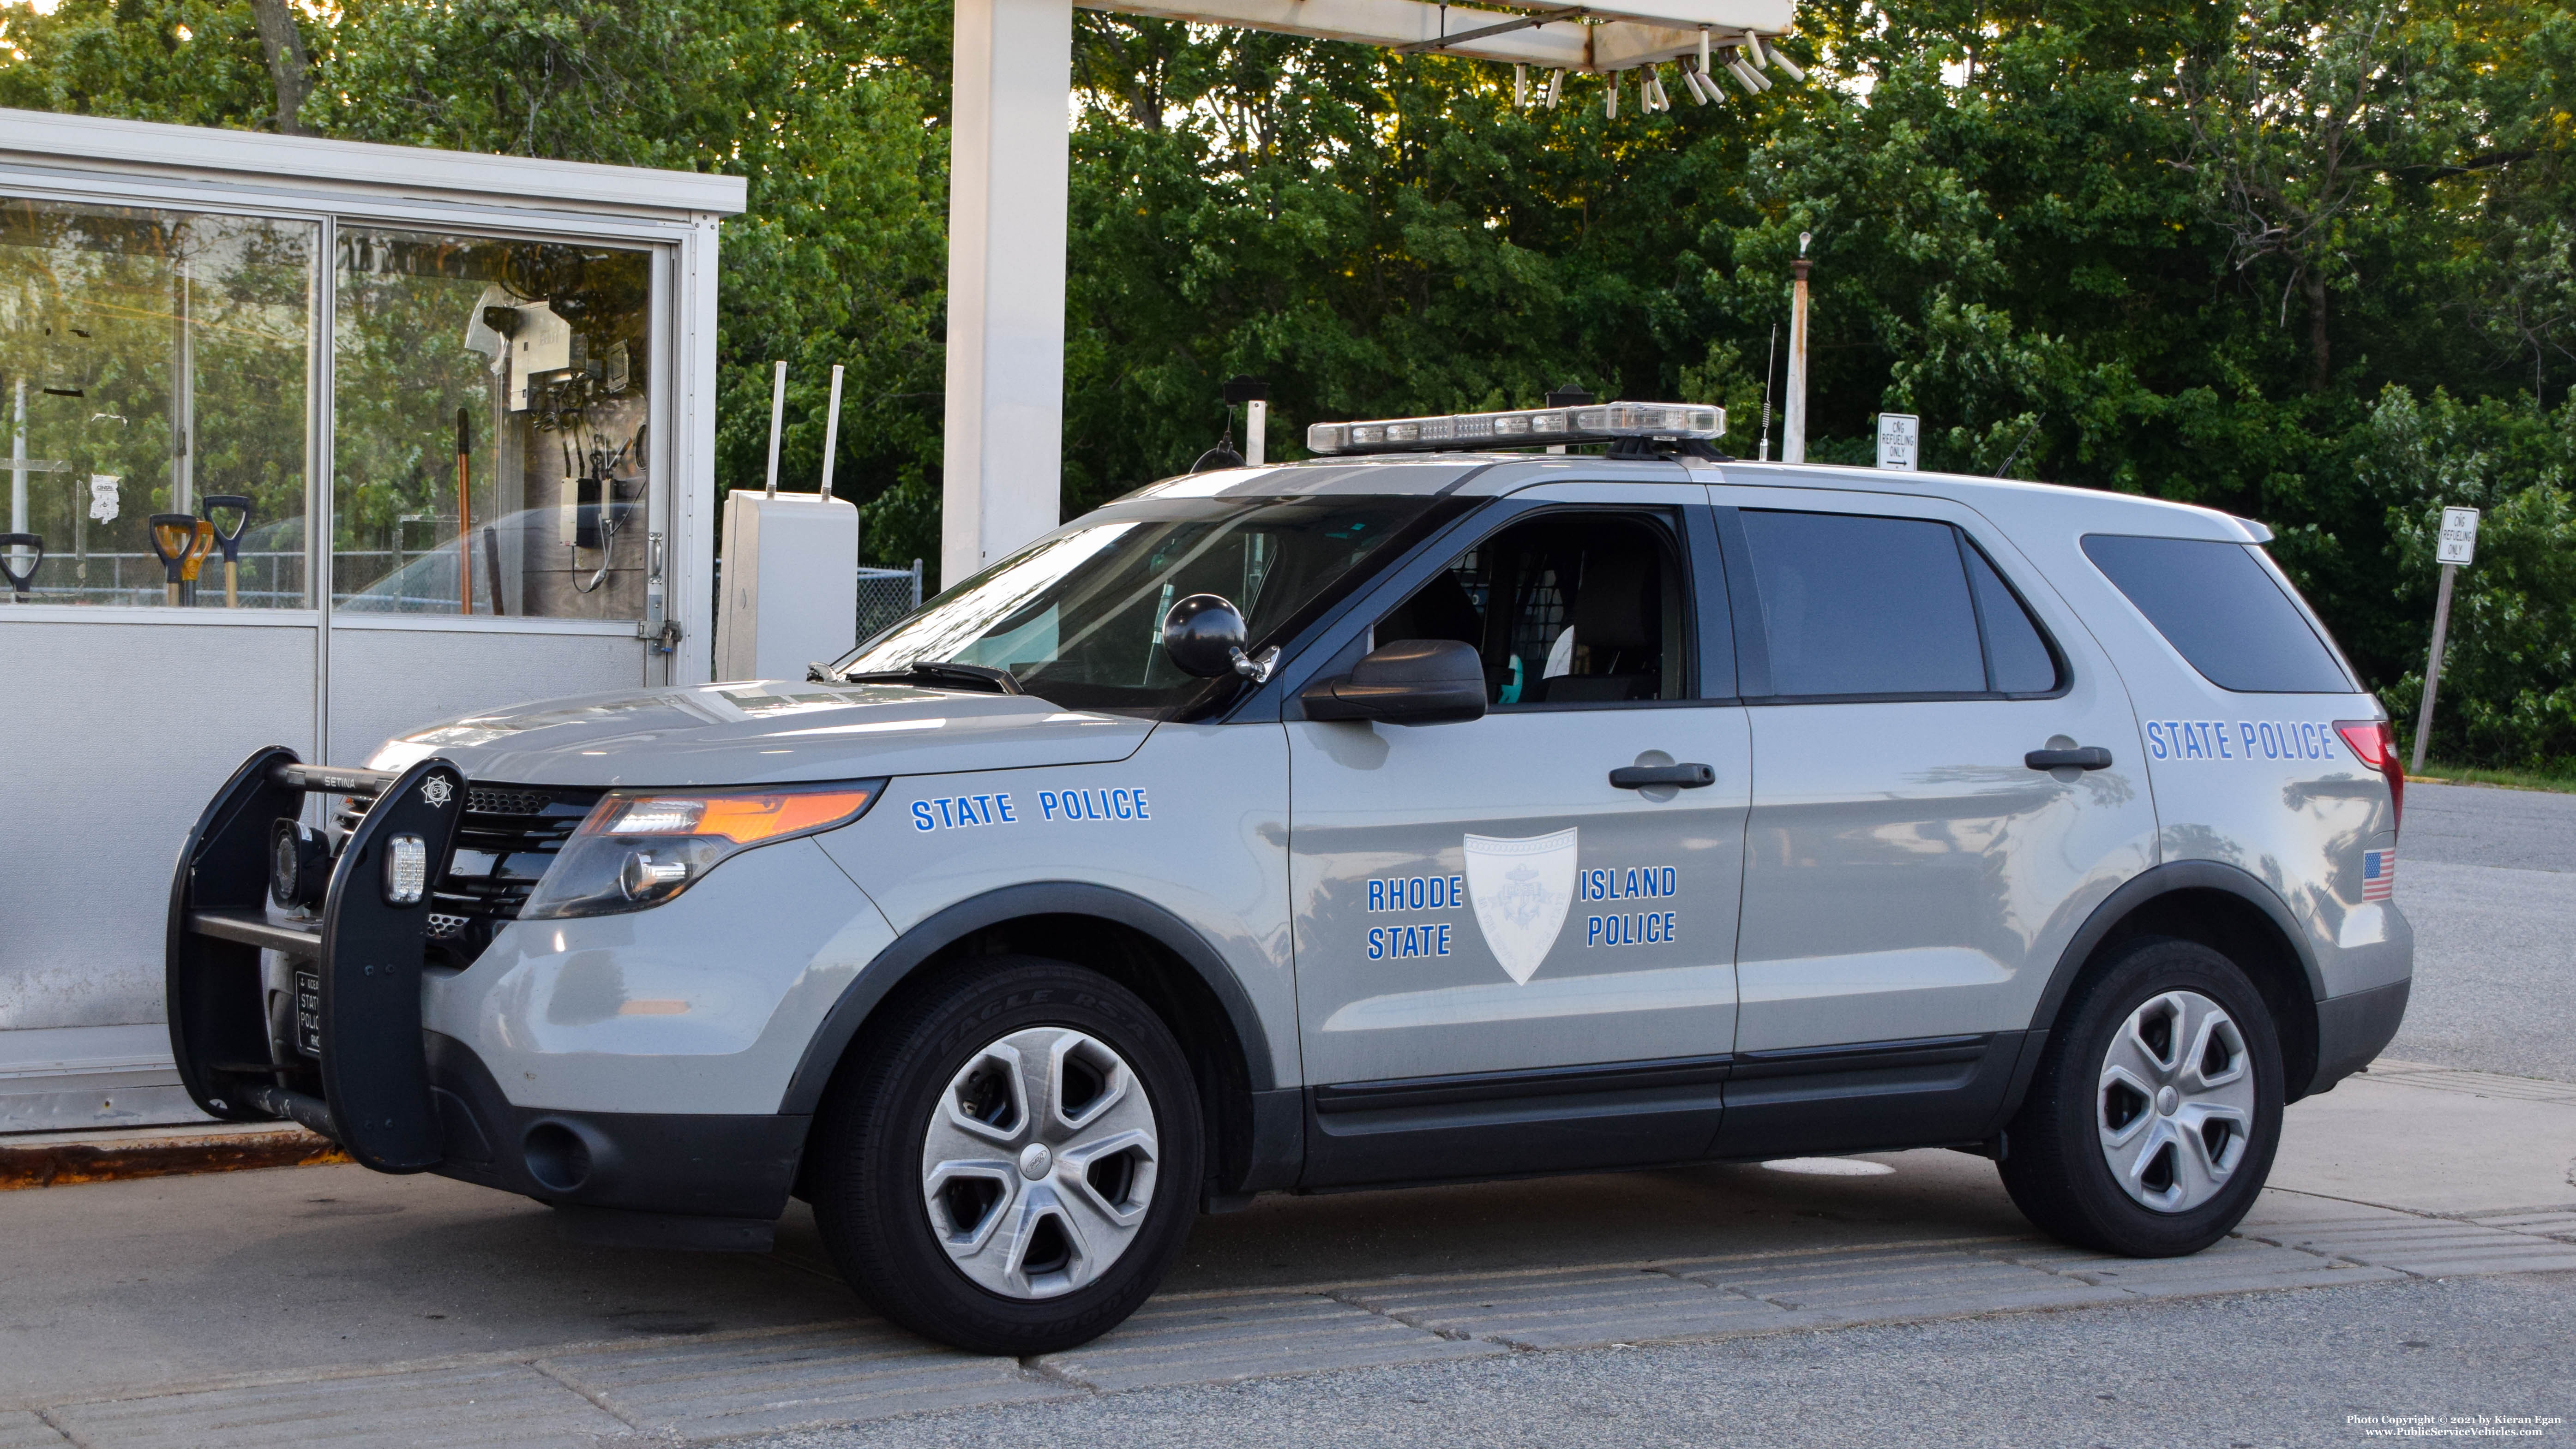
<box><xmin>1464</xmin><ymin>829</ymin><xmax>1577</xmax><ymax>985</ymax></box>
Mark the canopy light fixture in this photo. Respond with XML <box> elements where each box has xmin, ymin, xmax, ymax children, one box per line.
<box><xmin>1308</xmin><ymin>402</ymin><xmax>1725</xmax><ymax>456</ymax></box>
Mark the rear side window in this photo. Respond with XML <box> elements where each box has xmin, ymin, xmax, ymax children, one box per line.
<box><xmin>1738</xmin><ymin>511</ymin><xmax>2061</xmax><ymax>698</ymax></box>
<box><xmin>2082</xmin><ymin>535</ymin><xmax>2351</xmax><ymax>694</ymax></box>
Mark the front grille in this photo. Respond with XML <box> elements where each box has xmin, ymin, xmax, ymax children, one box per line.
<box><xmin>330</xmin><ymin>780</ymin><xmax>601</xmax><ymax>967</ymax></box>
<box><xmin>433</xmin><ymin>784</ymin><xmax>602</xmax><ymax>966</ymax></box>
<box><xmin>466</xmin><ymin>787</ymin><xmax>556</xmax><ymax>817</ymax></box>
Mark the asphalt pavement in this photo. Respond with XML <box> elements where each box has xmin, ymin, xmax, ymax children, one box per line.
<box><xmin>2387</xmin><ymin>781</ymin><xmax>2576</xmax><ymax>1080</ymax></box>
<box><xmin>0</xmin><ymin>780</ymin><xmax>2567</xmax><ymax>1448</ymax></box>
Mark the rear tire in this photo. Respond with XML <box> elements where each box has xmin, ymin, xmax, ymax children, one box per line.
<box><xmin>808</xmin><ymin>957</ymin><xmax>1203</xmax><ymax>1354</ymax></box>
<box><xmin>1998</xmin><ymin>936</ymin><xmax>2284</xmax><ymax>1257</ymax></box>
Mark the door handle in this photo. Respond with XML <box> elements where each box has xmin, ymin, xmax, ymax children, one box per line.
<box><xmin>2025</xmin><ymin>746</ymin><xmax>2114</xmax><ymax>772</ymax></box>
<box><xmin>1609</xmin><ymin>763</ymin><xmax>1716</xmax><ymax>790</ymax></box>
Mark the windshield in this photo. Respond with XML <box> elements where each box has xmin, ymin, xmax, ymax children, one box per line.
<box><xmin>837</xmin><ymin>496</ymin><xmax>1456</xmax><ymax>715</ymax></box>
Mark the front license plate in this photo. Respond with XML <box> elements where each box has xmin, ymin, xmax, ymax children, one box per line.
<box><xmin>294</xmin><ymin>970</ymin><xmax>323</xmax><ymax>1057</ymax></box>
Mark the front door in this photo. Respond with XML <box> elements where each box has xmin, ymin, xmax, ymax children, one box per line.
<box><xmin>1711</xmin><ymin>488</ymin><xmax>2157</xmax><ymax>1156</ymax></box>
<box><xmin>1287</xmin><ymin>491</ymin><xmax>1751</xmax><ymax>1185</ymax></box>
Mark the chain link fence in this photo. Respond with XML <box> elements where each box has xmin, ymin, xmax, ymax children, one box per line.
<box><xmin>857</xmin><ymin>560</ymin><xmax>923</xmax><ymax>644</ymax></box>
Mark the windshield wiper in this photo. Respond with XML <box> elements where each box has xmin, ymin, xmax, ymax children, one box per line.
<box><xmin>833</xmin><ymin>660</ymin><xmax>1024</xmax><ymax>695</ymax></box>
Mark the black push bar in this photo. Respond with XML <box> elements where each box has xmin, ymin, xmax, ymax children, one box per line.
<box><xmin>167</xmin><ymin>746</ymin><xmax>467</xmax><ymax>1174</ymax></box>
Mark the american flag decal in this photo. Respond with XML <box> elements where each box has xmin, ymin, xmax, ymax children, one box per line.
<box><xmin>2362</xmin><ymin>849</ymin><xmax>2396</xmax><ymax>901</ymax></box>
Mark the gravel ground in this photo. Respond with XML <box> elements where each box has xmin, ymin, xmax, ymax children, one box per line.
<box><xmin>765</xmin><ymin>1275</ymin><xmax>2575</xmax><ymax>1449</ymax></box>
<box><xmin>2386</xmin><ymin>783</ymin><xmax>2576</xmax><ymax>1082</ymax></box>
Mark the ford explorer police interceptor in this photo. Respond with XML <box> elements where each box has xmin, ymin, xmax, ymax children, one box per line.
<box><xmin>166</xmin><ymin>401</ymin><xmax>2411</xmax><ymax>1353</ymax></box>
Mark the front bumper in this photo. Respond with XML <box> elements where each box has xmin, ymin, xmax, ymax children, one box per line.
<box><xmin>166</xmin><ymin>747</ymin><xmax>811</xmax><ymax>1241</ymax></box>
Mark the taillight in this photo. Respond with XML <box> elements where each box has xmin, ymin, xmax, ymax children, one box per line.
<box><xmin>2335</xmin><ymin>719</ymin><xmax>2403</xmax><ymax>832</ymax></box>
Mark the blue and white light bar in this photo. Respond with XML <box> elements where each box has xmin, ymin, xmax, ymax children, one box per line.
<box><xmin>1307</xmin><ymin>401</ymin><xmax>1726</xmax><ymax>456</ymax></box>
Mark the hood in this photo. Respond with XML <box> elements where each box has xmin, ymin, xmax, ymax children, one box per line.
<box><xmin>363</xmin><ymin>680</ymin><xmax>1155</xmax><ymax>788</ymax></box>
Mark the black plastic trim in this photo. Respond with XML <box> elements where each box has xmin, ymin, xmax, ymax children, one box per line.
<box><xmin>780</xmin><ymin>882</ymin><xmax>1280</xmax><ymax>1112</ymax></box>
<box><xmin>1730</xmin><ymin>1033</ymin><xmax>1992</xmax><ymax>1079</ymax></box>
<box><xmin>2312</xmin><ymin>979</ymin><xmax>2411</xmax><ymax>1095</ymax></box>
<box><xmin>1714</xmin><ymin>1031</ymin><xmax>2021</xmax><ymax>1160</ymax></box>
<box><xmin>425</xmin><ymin>1032</ymin><xmax>807</xmax><ymax>1223</ymax></box>
<box><xmin>1301</xmin><ymin>1066</ymin><xmax>1728</xmax><ymax>1189</ymax></box>
<box><xmin>1314</xmin><ymin>1053</ymin><xmax>1735</xmax><ymax>1115</ymax></box>
<box><xmin>2023</xmin><ymin>860</ymin><xmax>2328</xmax><ymax>1036</ymax></box>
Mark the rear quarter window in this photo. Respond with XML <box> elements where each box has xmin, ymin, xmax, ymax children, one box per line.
<box><xmin>2081</xmin><ymin>534</ymin><xmax>2352</xmax><ymax>694</ymax></box>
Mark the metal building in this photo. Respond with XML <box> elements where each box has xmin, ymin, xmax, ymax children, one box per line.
<box><xmin>0</xmin><ymin>111</ymin><xmax>745</xmax><ymax>1132</ymax></box>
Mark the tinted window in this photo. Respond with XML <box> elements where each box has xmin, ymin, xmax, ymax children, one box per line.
<box><xmin>1966</xmin><ymin>546</ymin><xmax>2061</xmax><ymax>694</ymax></box>
<box><xmin>2082</xmin><ymin>535</ymin><xmax>2351</xmax><ymax>694</ymax></box>
<box><xmin>1741</xmin><ymin>512</ymin><xmax>1985</xmax><ymax>696</ymax></box>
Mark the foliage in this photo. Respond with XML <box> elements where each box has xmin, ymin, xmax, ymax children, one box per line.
<box><xmin>7</xmin><ymin>0</ymin><xmax>2576</xmax><ymax>762</ymax></box>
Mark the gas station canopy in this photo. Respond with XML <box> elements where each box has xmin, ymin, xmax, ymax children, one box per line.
<box><xmin>939</xmin><ymin>0</ymin><xmax>1806</xmax><ymax>592</ymax></box>
<box><xmin>1090</xmin><ymin>0</ymin><xmax>1798</xmax><ymax>69</ymax></box>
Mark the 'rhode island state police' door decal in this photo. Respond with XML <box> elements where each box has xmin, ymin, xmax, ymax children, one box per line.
<box><xmin>1464</xmin><ymin>829</ymin><xmax>1578</xmax><ymax>984</ymax></box>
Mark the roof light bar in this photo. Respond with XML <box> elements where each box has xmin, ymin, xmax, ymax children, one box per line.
<box><xmin>1307</xmin><ymin>402</ymin><xmax>1726</xmax><ymax>456</ymax></box>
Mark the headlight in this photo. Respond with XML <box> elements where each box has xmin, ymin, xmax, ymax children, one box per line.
<box><xmin>519</xmin><ymin>780</ymin><xmax>885</xmax><ymax>920</ymax></box>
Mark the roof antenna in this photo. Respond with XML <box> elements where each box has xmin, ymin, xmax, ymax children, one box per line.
<box><xmin>1994</xmin><ymin>413</ymin><xmax>2044</xmax><ymax>478</ymax></box>
<box><xmin>1759</xmin><ymin>324</ymin><xmax>1778</xmax><ymax>461</ymax></box>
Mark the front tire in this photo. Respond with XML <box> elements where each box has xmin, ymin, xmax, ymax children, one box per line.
<box><xmin>809</xmin><ymin>957</ymin><xmax>1203</xmax><ymax>1354</ymax></box>
<box><xmin>1998</xmin><ymin>936</ymin><xmax>2284</xmax><ymax>1256</ymax></box>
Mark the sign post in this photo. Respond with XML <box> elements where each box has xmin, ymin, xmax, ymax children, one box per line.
<box><xmin>1875</xmin><ymin>413</ymin><xmax>1919</xmax><ymax>472</ymax></box>
<box><xmin>2411</xmin><ymin>506</ymin><xmax>2480</xmax><ymax>776</ymax></box>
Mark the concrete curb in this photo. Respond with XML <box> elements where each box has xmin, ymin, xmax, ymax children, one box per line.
<box><xmin>0</xmin><ymin>1123</ymin><xmax>345</xmax><ymax>1191</ymax></box>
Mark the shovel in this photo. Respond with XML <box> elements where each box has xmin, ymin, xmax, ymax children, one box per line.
<box><xmin>0</xmin><ymin>533</ymin><xmax>41</xmax><ymax>600</ymax></box>
<box><xmin>149</xmin><ymin>514</ymin><xmax>196</xmax><ymax>606</ymax></box>
<box><xmin>201</xmin><ymin>494</ymin><xmax>252</xmax><ymax>607</ymax></box>
<box><xmin>179</xmin><ymin>519</ymin><xmax>216</xmax><ymax>606</ymax></box>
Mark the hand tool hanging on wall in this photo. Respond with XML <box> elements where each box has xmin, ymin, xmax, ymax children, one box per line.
<box><xmin>454</xmin><ymin>407</ymin><xmax>475</xmax><ymax>615</ymax></box>
<box><xmin>481</xmin><ymin>524</ymin><xmax>505</xmax><ymax>616</ymax></box>
<box><xmin>201</xmin><ymin>495</ymin><xmax>251</xmax><ymax>607</ymax></box>
<box><xmin>0</xmin><ymin>533</ymin><xmax>41</xmax><ymax>600</ymax></box>
<box><xmin>180</xmin><ymin>519</ymin><xmax>215</xmax><ymax>606</ymax></box>
<box><xmin>149</xmin><ymin>513</ymin><xmax>195</xmax><ymax>606</ymax></box>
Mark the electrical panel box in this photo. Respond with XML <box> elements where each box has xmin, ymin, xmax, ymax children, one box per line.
<box><xmin>713</xmin><ymin>491</ymin><xmax>861</xmax><ymax>682</ymax></box>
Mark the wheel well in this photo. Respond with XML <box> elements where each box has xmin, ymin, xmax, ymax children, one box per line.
<box><xmin>2083</xmin><ymin>888</ymin><xmax>2320</xmax><ymax>1102</ymax></box>
<box><xmin>846</xmin><ymin>912</ymin><xmax>1260</xmax><ymax>1197</ymax></box>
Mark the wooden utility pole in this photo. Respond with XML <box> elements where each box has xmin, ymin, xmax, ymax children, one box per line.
<box><xmin>1783</xmin><ymin>232</ymin><xmax>1811</xmax><ymax>464</ymax></box>
<box><xmin>2411</xmin><ymin>506</ymin><xmax>2481</xmax><ymax>777</ymax></box>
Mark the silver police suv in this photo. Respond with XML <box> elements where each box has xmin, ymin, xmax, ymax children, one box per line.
<box><xmin>168</xmin><ymin>402</ymin><xmax>2411</xmax><ymax>1354</ymax></box>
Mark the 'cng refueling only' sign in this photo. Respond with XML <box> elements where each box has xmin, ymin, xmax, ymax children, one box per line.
<box><xmin>2437</xmin><ymin>506</ymin><xmax>2480</xmax><ymax>566</ymax></box>
<box><xmin>1876</xmin><ymin>413</ymin><xmax>1919</xmax><ymax>471</ymax></box>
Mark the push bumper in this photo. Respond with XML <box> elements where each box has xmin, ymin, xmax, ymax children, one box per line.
<box><xmin>166</xmin><ymin>747</ymin><xmax>803</xmax><ymax>1246</ymax></box>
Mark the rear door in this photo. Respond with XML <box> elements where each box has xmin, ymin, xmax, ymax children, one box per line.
<box><xmin>1710</xmin><ymin>486</ymin><xmax>2157</xmax><ymax>1156</ymax></box>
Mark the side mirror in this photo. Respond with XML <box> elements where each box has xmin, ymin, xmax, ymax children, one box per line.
<box><xmin>1300</xmin><ymin>640</ymin><xmax>1487</xmax><ymax>725</ymax></box>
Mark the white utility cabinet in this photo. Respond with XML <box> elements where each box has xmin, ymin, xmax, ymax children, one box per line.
<box><xmin>715</xmin><ymin>491</ymin><xmax>862</xmax><ymax>682</ymax></box>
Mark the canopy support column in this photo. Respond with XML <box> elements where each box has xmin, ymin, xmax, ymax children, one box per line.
<box><xmin>941</xmin><ymin>0</ymin><xmax>1074</xmax><ymax>588</ymax></box>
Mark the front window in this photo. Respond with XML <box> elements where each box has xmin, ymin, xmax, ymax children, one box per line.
<box><xmin>333</xmin><ymin>229</ymin><xmax>653</xmax><ymax>618</ymax></box>
<box><xmin>0</xmin><ymin>198</ymin><xmax>314</xmax><ymax>607</ymax></box>
<box><xmin>838</xmin><ymin>496</ymin><xmax>1459</xmax><ymax>716</ymax></box>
